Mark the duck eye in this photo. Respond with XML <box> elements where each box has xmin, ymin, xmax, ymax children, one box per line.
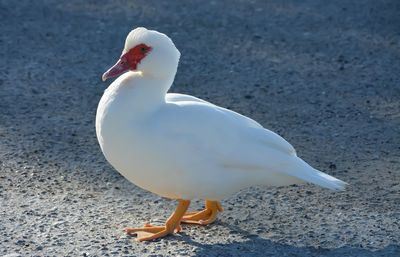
<box><xmin>140</xmin><ymin>47</ymin><xmax>147</xmax><ymax>53</ymax></box>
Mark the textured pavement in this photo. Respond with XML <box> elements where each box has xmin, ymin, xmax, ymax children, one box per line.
<box><xmin>1</xmin><ymin>0</ymin><xmax>399</xmax><ymax>256</ymax></box>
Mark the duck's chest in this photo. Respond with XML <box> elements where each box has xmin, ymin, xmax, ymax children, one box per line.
<box><xmin>96</xmin><ymin>88</ymin><xmax>176</xmax><ymax>175</ymax></box>
<box><xmin>96</xmin><ymin>89</ymin><xmax>143</xmax><ymax>164</ymax></box>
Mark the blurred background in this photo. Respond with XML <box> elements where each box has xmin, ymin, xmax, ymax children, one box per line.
<box><xmin>1</xmin><ymin>0</ymin><xmax>399</xmax><ymax>256</ymax></box>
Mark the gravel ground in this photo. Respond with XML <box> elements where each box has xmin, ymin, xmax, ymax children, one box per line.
<box><xmin>1</xmin><ymin>0</ymin><xmax>399</xmax><ymax>256</ymax></box>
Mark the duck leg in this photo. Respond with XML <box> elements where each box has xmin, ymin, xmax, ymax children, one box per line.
<box><xmin>125</xmin><ymin>199</ymin><xmax>190</xmax><ymax>241</ymax></box>
<box><xmin>181</xmin><ymin>200</ymin><xmax>223</xmax><ymax>225</ymax></box>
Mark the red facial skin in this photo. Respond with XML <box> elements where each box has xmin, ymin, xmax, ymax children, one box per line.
<box><xmin>102</xmin><ymin>43</ymin><xmax>152</xmax><ymax>81</ymax></box>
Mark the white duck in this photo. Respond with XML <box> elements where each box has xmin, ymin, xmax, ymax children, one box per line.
<box><xmin>97</xmin><ymin>27</ymin><xmax>347</xmax><ymax>241</ymax></box>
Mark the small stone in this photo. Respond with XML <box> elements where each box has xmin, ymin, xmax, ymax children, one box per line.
<box><xmin>15</xmin><ymin>239</ymin><xmax>25</xmax><ymax>245</ymax></box>
<box><xmin>329</xmin><ymin>163</ymin><xmax>337</xmax><ymax>170</ymax></box>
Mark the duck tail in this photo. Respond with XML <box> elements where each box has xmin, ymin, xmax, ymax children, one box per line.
<box><xmin>289</xmin><ymin>157</ymin><xmax>348</xmax><ymax>191</ymax></box>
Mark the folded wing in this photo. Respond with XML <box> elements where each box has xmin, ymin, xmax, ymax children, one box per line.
<box><xmin>158</xmin><ymin>98</ymin><xmax>346</xmax><ymax>190</ymax></box>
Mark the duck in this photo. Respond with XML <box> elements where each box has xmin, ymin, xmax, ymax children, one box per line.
<box><xmin>96</xmin><ymin>27</ymin><xmax>347</xmax><ymax>241</ymax></box>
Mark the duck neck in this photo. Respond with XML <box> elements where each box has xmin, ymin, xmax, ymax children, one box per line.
<box><xmin>117</xmin><ymin>71</ymin><xmax>174</xmax><ymax>116</ymax></box>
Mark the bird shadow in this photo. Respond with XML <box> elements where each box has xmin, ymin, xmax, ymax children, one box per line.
<box><xmin>164</xmin><ymin>221</ymin><xmax>399</xmax><ymax>257</ymax></box>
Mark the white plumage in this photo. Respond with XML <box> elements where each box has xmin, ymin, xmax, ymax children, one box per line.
<box><xmin>96</xmin><ymin>28</ymin><xmax>346</xmax><ymax>201</ymax></box>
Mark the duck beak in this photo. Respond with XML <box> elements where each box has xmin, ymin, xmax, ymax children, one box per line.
<box><xmin>102</xmin><ymin>58</ymin><xmax>129</xmax><ymax>81</ymax></box>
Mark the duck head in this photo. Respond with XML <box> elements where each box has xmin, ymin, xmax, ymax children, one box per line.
<box><xmin>102</xmin><ymin>27</ymin><xmax>181</xmax><ymax>81</ymax></box>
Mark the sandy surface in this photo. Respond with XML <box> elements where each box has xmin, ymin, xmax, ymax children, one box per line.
<box><xmin>1</xmin><ymin>0</ymin><xmax>399</xmax><ymax>256</ymax></box>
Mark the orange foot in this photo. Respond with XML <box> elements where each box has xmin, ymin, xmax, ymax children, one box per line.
<box><xmin>125</xmin><ymin>200</ymin><xmax>190</xmax><ymax>241</ymax></box>
<box><xmin>181</xmin><ymin>200</ymin><xmax>223</xmax><ymax>225</ymax></box>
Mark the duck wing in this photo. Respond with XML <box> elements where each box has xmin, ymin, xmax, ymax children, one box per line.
<box><xmin>153</xmin><ymin>100</ymin><xmax>346</xmax><ymax>190</ymax></box>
